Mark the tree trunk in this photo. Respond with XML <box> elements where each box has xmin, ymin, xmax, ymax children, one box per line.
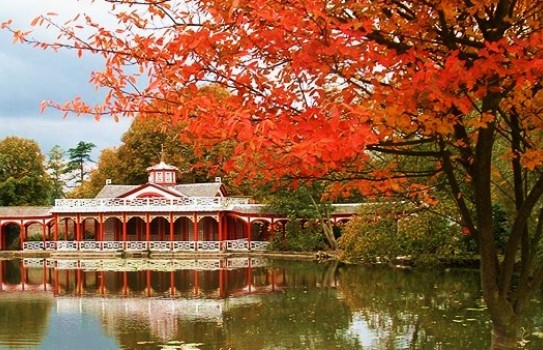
<box><xmin>490</xmin><ymin>319</ymin><xmax>519</xmax><ymax>350</ymax></box>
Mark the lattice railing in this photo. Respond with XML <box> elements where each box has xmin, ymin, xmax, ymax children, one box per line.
<box><xmin>23</xmin><ymin>242</ymin><xmax>44</xmax><ymax>251</ymax></box>
<box><xmin>250</xmin><ymin>241</ymin><xmax>270</xmax><ymax>251</ymax></box>
<box><xmin>226</xmin><ymin>239</ymin><xmax>249</xmax><ymax>251</ymax></box>
<box><xmin>197</xmin><ymin>241</ymin><xmax>221</xmax><ymax>251</ymax></box>
<box><xmin>57</xmin><ymin>241</ymin><xmax>78</xmax><ymax>251</ymax></box>
<box><xmin>102</xmin><ymin>241</ymin><xmax>123</xmax><ymax>251</ymax></box>
<box><xmin>21</xmin><ymin>239</ymin><xmax>267</xmax><ymax>252</ymax></box>
<box><xmin>53</xmin><ymin>197</ymin><xmax>250</xmax><ymax>213</ymax></box>
<box><xmin>79</xmin><ymin>241</ymin><xmax>102</xmax><ymax>251</ymax></box>
<box><xmin>125</xmin><ymin>241</ymin><xmax>149</xmax><ymax>251</ymax></box>
<box><xmin>149</xmin><ymin>241</ymin><xmax>171</xmax><ymax>251</ymax></box>
<box><xmin>172</xmin><ymin>241</ymin><xmax>196</xmax><ymax>252</ymax></box>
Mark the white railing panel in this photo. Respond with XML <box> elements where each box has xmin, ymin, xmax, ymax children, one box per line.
<box><xmin>149</xmin><ymin>241</ymin><xmax>171</xmax><ymax>251</ymax></box>
<box><xmin>197</xmin><ymin>241</ymin><xmax>220</xmax><ymax>251</ymax></box>
<box><xmin>250</xmin><ymin>241</ymin><xmax>270</xmax><ymax>251</ymax></box>
<box><xmin>102</xmin><ymin>241</ymin><xmax>123</xmax><ymax>251</ymax></box>
<box><xmin>45</xmin><ymin>241</ymin><xmax>57</xmax><ymax>250</ymax></box>
<box><xmin>57</xmin><ymin>241</ymin><xmax>78</xmax><ymax>251</ymax></box>
<box><xmin>226</xmin><ymin>239</ymin><xmax>249</xmax><ymax>251</ymax></box>
<box><xmin>23</xmin><ymin>241</ymin><xmax>44</xmax><ymax>251</ymax></box>
<box><xmin>125</xmin><ymin>241</ymin><xmax>148</xmax><ymax>251</ymax></box>
<box><xmin>172</xmin><ymin>241</ymin><xmax>196</xmax><ymax>252</ymax></box>
<box><xmin>56</xmin><ymin>259</ymin><xmax>79</xmax><ymax>269</ymax></box>
<box><xmin>79</xmin><ymin>241</ymin><xmax>102</xmax><ymax>251</ymax></box>
<box><xmin>23</xmin><ymin>258</ymin><xmax>45</xmax><ymax>267</ymax></box>
<box><xmin>53</xmin><ymin>196</ymin><xmax>251</xmax><ymax>213</ymax></box>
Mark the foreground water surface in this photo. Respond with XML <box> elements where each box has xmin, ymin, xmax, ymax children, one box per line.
<box><xmin>0</xmin><ymin>257</ymin><xmax>542</xmax><ymax>350</ymax></box>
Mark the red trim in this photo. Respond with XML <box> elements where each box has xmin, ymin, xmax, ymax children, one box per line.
<box><xmin>118</xmin><ymin>183</ymin><xmax>186</xmax><ymax>199</ymax></box>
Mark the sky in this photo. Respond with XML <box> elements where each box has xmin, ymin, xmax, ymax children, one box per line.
<box><xmin>0</xmin><ymin>0</ymin><xmax>132</xmax><ymax>160</ymax></box>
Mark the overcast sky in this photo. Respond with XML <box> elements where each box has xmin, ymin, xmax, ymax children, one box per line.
<box><xmin>0</xmin><ymin>0</ymin><xmax>131</xmax><ymax>160</ymax></box>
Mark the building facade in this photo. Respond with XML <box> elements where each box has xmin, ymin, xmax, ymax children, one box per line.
<box><xmin>0</xmin><ymin>161</ymin><xmax>359</xmax><ymax>252</ymax></box>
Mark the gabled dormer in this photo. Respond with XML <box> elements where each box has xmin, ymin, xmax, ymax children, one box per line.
<box><xmin>147</xmin><ymin>161</ymin><xmax>178</xmax><ymax>186</ymax></box>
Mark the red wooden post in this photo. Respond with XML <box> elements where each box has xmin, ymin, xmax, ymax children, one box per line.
<box><xmin>146</xmin><ymin>214</ymin><xmax>151</xmax><ymax>244</ymax></box>
<box><xmin>19</xmin><ymin>221</ymin><xmax>25</xmax><ymax>250</ymax></box>
<box><xmin>194</xmin><ymin>213</ymin><xmax>199</xmax><ymax>248</ymax></box>
<box><xmin>122</xmin><ymin>213</ymin><xmax>127</xmax><ymax>248</ymax></box>
<box><xmin>246</xmin><ymin>218</ymin><xmax>252</xmax><ymax>251</ymax></box>
<box><xmin>169</xmin><ymin>213</ymin><xmax>174</xmax><ymax>243</ymax></box>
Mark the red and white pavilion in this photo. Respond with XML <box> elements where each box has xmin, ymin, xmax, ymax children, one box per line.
<box><xmin>0</xmin><ymin>161</ymin><xmax>359</xmax><ymax>252</ymax></box>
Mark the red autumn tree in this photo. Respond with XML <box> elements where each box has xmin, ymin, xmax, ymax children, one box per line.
<box><xmin>3</xmin><ymin>1</ymin><xmax>543</xmax><ymax>348</ymax></box>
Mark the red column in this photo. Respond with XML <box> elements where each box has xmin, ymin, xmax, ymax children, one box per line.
<box><xmin>218</xmin><ymin>213</ymin><xmax>224</xmax><ymax>250</ymax></box>
<box><xmin>19</xmin><ymin>221</ymin><xmax>25</xmax><ymax>250</ymax></box>
<box><xmin>246</xmin><ymin>218</ymin><xmax>252</xmax><ymax>250</ymax></box>
<box><xmin>76</xmin><ymin>214</ymin><xmax>81</xmax><ymax>242</ymax></box>
<box><xmin>169</xmin><ymin>213</ymin><xmax>174</xmax><ymax>243</ymax></box>
<box><xmin>42</xmin><ymin>221</ymin><xmax>46</xmax><ymax>247</ymax></box>
<box><xmin>99</xmin><ymin>214</ymin><xmax>104</xmax><ymax>242</ymax></box>
<box><xmin>145</xmin><ymin>214</ymin><xmax>151</xmax><ymax>243</ymax></box>
<box><xmin>193</xmin><ymin>213</ymin><xmax>199</xmax><ymax>245</ymax></box>
<box><xmin>54</xmin><ymin>215</ymin><xmax>59</xmax><ymax>242</ymax></box>
<box><xmin>122</xmin><ymin>213</ymin><xmax>127</xmax><ymax>247</ymax></box>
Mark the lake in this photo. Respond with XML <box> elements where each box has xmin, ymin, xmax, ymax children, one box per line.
<box><xmin>0</xmin><ymin>258</ymin><xmax>541</xmax><ymax>349</ymax></box>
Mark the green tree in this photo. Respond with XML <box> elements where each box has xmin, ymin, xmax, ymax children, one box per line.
<box><xmin>68</xmin><ymin>148</ymin><xmax>122</xmax><ymax>198</ymax></box>
<box><xmin>0</xmin><ymin>136</ymin><xmax>52</xmax><ymax>206</ymax></box>
<box><xmin>46</xmin><ymin>145</ymin><xmax>66</xmax><ymax>202</ymax></box>
<box><xmin>65</xmin><ymin>141</ymin><xmax>96</xmax><ymax>184</ymax></box>
<box><xmin>262</xmin><ymin>183</ymin><xmax>337</xmax><ymax>250</ymax></box>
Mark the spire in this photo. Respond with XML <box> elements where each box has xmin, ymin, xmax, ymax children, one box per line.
<box><xmin>160</xmin><ymin>143</ymin><xmax>165</xmax><ymax>162</ymax></box>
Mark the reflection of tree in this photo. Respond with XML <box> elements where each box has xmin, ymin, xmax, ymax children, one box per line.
<box><xmin>220</xmin><ymin>261</ymin><xmax>360</xmax><ymax>350</ymax></box>
<box><xmin>337</xmin><ymin>266</ymin><xmax>493</xmax><ymax>349</ymax></box>
<box><xmin>0</xmin><ymin>296</ymin><xmax>53</xmax><ymax>348</ymax></box>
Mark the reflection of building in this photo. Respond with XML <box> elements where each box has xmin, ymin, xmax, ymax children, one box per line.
<box><xmin>0</xmin><ymin>161</ymin><xmax>359</xmax><ymax>252</ymax></box>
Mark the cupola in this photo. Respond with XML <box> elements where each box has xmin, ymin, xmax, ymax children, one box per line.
<box><xmin>146</xmin><ymin>161</ymin><xmax>178</xmax><ymax>185</ymax></box>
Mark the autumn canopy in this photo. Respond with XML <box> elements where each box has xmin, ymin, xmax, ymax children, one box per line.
<box><xmin>3</xmin><ymin>0</ymin><xmax>543</xmax><ymax>348</ymax></box>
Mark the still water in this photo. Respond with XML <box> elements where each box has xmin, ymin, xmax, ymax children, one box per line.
<box><xmin>0</xmin><ymin>258</ymin><xmax>541</xmax><ymax>350</ymax></box>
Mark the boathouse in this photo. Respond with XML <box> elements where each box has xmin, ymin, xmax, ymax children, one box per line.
<box><xmin>0</xmin><ymin>161</ymin><xmax>359</xmax><ymax>252</ymax></box>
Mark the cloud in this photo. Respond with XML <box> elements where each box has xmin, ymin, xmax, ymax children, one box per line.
<box><xmin>0</xmin><ymin>0</ymin><xmax>130</xmax><ymax>157</ymax></box>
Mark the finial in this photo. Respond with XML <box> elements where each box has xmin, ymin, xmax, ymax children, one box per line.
<box><xmin>160</xmin><ymin>144</ymin><xmax>165</xmax><ymax>162</ymax></box>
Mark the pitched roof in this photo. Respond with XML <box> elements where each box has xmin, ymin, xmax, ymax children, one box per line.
<box><xmin>95</xmin><ymin>185</ymin><xmax>138</xmax><ymax>198</ymax></box>
<box><xmin>146</xmin><ymin>161</ymin><xmax>178</xmax><ymax>171</ymax></box>
<box><xmin>95</xmin><ymin>183</ymin><xmax>226</xmax><ymax>198</ymax></box>
<box><xmin>172</xmin><ymin>183</ymin><xmax>225</xmax><ymax>197</ymax></box>
<box><xmin>0</xmin><ymin>206</ymin><xmax>52</xmax><ymax>217</ymax></box>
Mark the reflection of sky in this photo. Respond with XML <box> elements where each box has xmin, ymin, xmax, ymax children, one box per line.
<box><xmin>346</xmin><ymin>312</ymin><xmax>413</xmax><ymax>349</ymax></box>
<box><xmin>39</xmin><ymin>310</ymin><xmax>118</xmax><ymax>350</ymax></box>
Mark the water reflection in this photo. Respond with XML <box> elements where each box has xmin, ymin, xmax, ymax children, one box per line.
<box><xmin>0</xmin><ymin>259</ymin><xmax>541</xmax><ymax>349</ymax></box>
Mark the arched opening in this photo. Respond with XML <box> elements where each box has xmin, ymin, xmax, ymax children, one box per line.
<box><xmin>57</xmin><ymin>217</ymin><xmax>77</xmax><ymax>241</ymax></box>
<box><xmin>225</xmin><ymin>216</ymin><xmax>246</xmax><ymax>240</ymax></box>
<box><xmin>251</xmin><ymin>220</ymin><xmax>271</xmax><ymax>241</ymax></box>
<box><xmin>0</xmin><ymin>223</ymin><xmax>21</xmax><ymax>250</ymax></box>
<box><xmin>150</xmin><ymin>216</ymin><xmax>170</xmax><ymax>241</ymax></box>
<box><xmin>126</xmin><ymin>217</ymin><xmax>146</xmax><ymax>241</ymax></box>
<box><xmin>198</xmin><ymin>217</ymin><xmax>218</xmax><ymax>241</ymax></box>
<box><xmin>103</xmin><ymin>217</ymin><xmax>123</xmax><ymax>241</ymax></box>
<box><xmin>174</xmin><ymin>217</ymin><xmax>194</xmax><ymax>241</ymax></box>
<box><xmin>80</xmin><ymin>218</ymin><xmax>98</xmax><ymax>240</ymax></box>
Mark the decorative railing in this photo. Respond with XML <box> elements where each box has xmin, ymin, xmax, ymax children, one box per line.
<box><xmin>23</xmin><ymin>257</ymin><xmax>268</xmax><ymax>271</ymax></box>
<box><xmin>172</xmin><ymin>241</ymin><xmax>196</xmax><ymax>252</ymax></box>
<box><xmin>23</xmin><ymin>242</ymin><xmax>44</xmax><ymax>251</ymax></box>
<box><xmin>21</xmin><ymin>240</ymin><xmax>268</xmax><ymax>252</ymax></box>
<box><xmin>125</xmin><ymin>241</ymin><xmax>149</xmax><ymax>251</ymax></box>
<box><xmin>226</xmin><ymin>239</ymin><xmax>249</xmax><ymax>251</ymax></box>
<box><xmin>57</xmin><ymin>241</ymin><xmax>78</xmax><ymax>251</ymax></box>
<box><xmin>103</xmin><ymin>241</ymin><xmax>124</xmax><ymax>251</ymax></box>
<box><xmin>149</xmin><ymin>241</ymin><xmax>170</xmax><ymax>251</ymax></box>
<box><xmin>197</xmin><ymin>241</ymin><xmax>221</xmax><ymax>251</ymax></box>
<box><xmin>53</xmin><ymin>197</ymin><xmax>250</xmax><ymax>213</ymax></box>
<box><xmin>79</xmin><ymin>241</ymin><xmax>102</xmax><ymax>251</ymax></box>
